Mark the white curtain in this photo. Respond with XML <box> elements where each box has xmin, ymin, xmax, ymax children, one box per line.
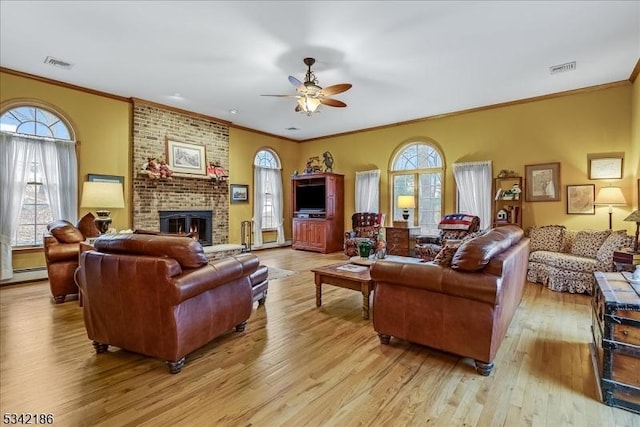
<box><xmin>267</xmin><ymin>167</ymin><xmax>285</xmax><ymax>244</ymax></box>
<box><xmin>452</xmin><ymin>160</ymin><xmax>492</xmax><ymax>230</ymax></box>
<box><xmin>0</xmin><ymin>132</ymin><xmax>78</xmax><ymax>280</ymax></box>
<box><xmin>355</xmin><ymin>169</ymin><xmax>380</xmax><ymax>212</ymax></box>
<box><xmin>40</xmin><ymin>138</ymin><xmax>78</xmax><ymax>222</ymax></box>
<box><xmin>252</xmin><ymin>166</ymin><xmax>268</xmax><ymax>247</ymax></box>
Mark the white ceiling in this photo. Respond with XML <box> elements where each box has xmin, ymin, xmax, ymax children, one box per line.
<box><xmin>1</xmin><ymin>1</ymin><xmax>639</xmax><ymax>141</ymax></box>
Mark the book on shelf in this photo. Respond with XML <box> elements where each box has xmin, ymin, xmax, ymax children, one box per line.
<box><xmin>494</xmin><ymin>189</ymin><xmax>504</xmax><ymax>200</ymax></box>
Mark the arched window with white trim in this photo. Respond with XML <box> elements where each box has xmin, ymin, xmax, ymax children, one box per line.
<box><xmin>0</xmin><ymin>104</ymin><xmax>78</xmax><ymax>280</ymax></box>
<box><xmin>253</xmin><ymin>148</ymin><xmax>284</xmax><ymax>247</ymax></box>
<box><xmin>390</xmin><ymin>141</ymin><xmax>444</xmax><ymax>235</ymax></box>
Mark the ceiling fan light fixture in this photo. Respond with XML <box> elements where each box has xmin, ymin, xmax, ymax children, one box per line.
<box><xmin>298</xmin><ymin>96</ymin><xmax>321</xmax><ymax>116</ymax></box>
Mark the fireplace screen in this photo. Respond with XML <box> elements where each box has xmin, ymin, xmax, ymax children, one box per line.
<box><xmin>159</xmin><ymin>210</ymin><xmax>213</xmax><ymax>246</ymax></box>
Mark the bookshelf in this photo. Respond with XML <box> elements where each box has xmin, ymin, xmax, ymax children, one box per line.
<box><xmin>493</xmin><ymin>177</ymin><xmax>523</xmax><ymax>228</ymax></box>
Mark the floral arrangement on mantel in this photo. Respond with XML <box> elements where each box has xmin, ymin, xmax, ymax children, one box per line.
<box><xmin>142</xmin><ymin>157</ymin><xmax>173</xmax><ymax>180</ymax></box>
<box><xmin>207</xmin><ymin>162</ymin><xmax>228</xmax><ymax>181</ymax></box>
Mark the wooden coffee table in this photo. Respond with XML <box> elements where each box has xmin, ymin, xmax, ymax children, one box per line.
<box><xmin>311</xmin><ymin>262</ymin><xmax>373</xmax><ymax>319</ymax></box>
<box><xmin>312</xmin><ymin>256</ymin><xmax>423</xmax><ymax>320</ymax></box>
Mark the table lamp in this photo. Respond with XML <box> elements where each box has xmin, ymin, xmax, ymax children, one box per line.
<box><xmin>595</xmin><ymin>186</ymin><xmax>626</xmax><ymax>230</ymax></box>
<box><xmin>80</xmin><ymin>181</ymin><xmax>125</xmax><ymax>234</ymax></box>
<box><xmin>624</xmin><ymin>210</ymin><xmax>640</xmax><ymax>253</ymax></box>
<box><xmin>397</xmin><ymin>195</ymin><xmax>415</xmax><ymax>221</ymax></box>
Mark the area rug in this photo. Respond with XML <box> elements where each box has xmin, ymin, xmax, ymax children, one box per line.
<box><xmin>267</xmin><ymin>267</ymin><xmax>296</xmax><ymax>281</ymax></box>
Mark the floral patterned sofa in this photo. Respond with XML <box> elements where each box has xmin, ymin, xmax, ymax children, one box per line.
<box><xmin>526</xmin><ymin>225</ymin><xmax>633</xmax><ymax>294</ymax></box>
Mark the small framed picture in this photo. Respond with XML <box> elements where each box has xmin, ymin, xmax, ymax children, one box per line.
<box><xmin>88</xmin><ymin>174</ymin><xmax>124</xmax><ymax>184</ymax></box>
<box><xmin>525</xmin><ymin>162</ymin><xmax>561</xmax><ymax>202</ymax></box>
<box><xmin>230</xmin><ymin>184</ymin><xmax>249</xmax><ymax>203</ymax></box>
<box><xmin>566</xmin><ymin>184</ymin><xmax>595</xmax><ymax>215</ymax></box>
<box><xmin>587</xmin><ymin>152</ymin><xmax>624</xmax><ymax>180</ymax></box>
<box><xmin>166</xmin><ymin>138</ymin><xmax>206</xmax><ymax>176</ymax></box>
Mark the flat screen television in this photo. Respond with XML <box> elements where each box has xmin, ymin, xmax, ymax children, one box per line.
<box><xmin>295</xmin><ymin>184</ymin><xmax>325</xmax><ymax>212</ymax></box>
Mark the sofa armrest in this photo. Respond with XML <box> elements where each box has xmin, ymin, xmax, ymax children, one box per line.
<box><xmin>173</xmin><ymin>254</ymin><xmax>259</xmax><ymax>302</ymax></box>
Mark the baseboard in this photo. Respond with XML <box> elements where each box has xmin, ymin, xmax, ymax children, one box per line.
<box><xmin>1</xmin><ymin>267</ymin><xmax>48</xmax><ymax>286</ymax></box>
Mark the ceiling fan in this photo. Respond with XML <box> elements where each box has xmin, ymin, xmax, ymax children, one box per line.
<box><xmin>262</xmin><ymin>57</ymin><xmax>352</xmax><ymax>116</ymax></box>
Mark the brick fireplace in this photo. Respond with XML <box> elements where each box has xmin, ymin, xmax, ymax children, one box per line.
<box><xmin>131</xmin><ymin>101</ymin><xmax>230</xmax><ymax>245</ymax></box>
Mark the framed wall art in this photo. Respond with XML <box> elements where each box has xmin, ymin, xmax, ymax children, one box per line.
<box><xmin>88</xmin><ymin>174</ymin><xmax>124</xmax><ymax>184</ymax></box>
<box><xmin>587</xmin><ymin>152</ymin><xmax>624</xmax><ymax>180</ymax></box>
<box><xmin>566</xmin><ymin>184</ymin><xmax>595</xmax><ymax>215</ymax></box>
<box><xmin>166</xmin><ymin>139</ymin><xmax>206</xmax><ymax>176</ymax></box>
<box><xmin>230</xmin><ymin>184</ymin><xmax>249</xmax><ymax>203</ymax></box>
<box><xmin>525</xmin><ymin>162</ymin><xmax>561</xmax><ymax>202</ymax></box>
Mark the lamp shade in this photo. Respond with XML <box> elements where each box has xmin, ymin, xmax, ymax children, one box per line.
<box><xmin>624</xmin><ymin>210</ymin><xmax>640</xmax><ymax>222</ymax></box>
<box><xmin>594</xmin><ymin>186</ymin><xmax>626</xmax><ymax>206</ymax></box>
<box><xmin>80</xmin><ymin>182</ymin><xmax>125</xmax><ymax>209</ymax></box>
<box><xmin>397</xmin><ymin>195</ymin><xmax>415</xmax><ymax>209</ymax></box>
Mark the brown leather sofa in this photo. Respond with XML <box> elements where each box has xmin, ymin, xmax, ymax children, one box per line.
<box><xmin>370</xmin><ymin>225</ymin><xmax>530</xmax><ymax>375</ymax></box>
<box><xmin>75</xmin><ymin>233</ymin><xmax>258</xmax><ymax>373</ymax></box>
<box><xmin>43</xmin><ymin>215</ymin><xmax>99</xmax><ymax>303</ymax></box>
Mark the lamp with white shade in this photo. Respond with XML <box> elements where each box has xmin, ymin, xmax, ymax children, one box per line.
<box><xmin>594</xmin><ymin>186</ymin><xmax>627</xmax><ymax>230</ymax></box>
<box><xmin>80</xmin><ymin>181</ymin><xmax>125</xmax><ymax>234</ymax></box>
<box><xmin>624</xmin><ymin>210</ymin><xmax>640</xmax><ymax>253</ymax></box>
<box><xmin>397</xmin><ymin>195</ymin><xmax>415</xmax><ymax>221</ymax></box>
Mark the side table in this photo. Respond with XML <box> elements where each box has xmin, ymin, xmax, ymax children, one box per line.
<box><xmin>613</xmin><ymin>249</ymin><xmax>640</xmax><ymax>272</ymax></box>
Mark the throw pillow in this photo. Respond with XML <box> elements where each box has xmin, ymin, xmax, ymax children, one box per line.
<box><xmin>596</xmin><ymin>230</ymin><xmax>633</xmax><ymax>264</ymax></box>
<box><xmin>77</xmin><ymin>212</ymin><xmax>100</xmax><ymax>238</ymax></box>
<box><xmin>570</xmin><ymin>230</ymin><xmax>611</xmax><ymax>258</ymax></box>
<box><xmin>529</xmin><ymin>225</ymin><xmax>565</xmax><ymax>252</ymax></box>
<box><xmin>433</xmin><ymin>244</ymin><xmax>460</xmax><ymax>266</ymax></box>
<box><xmin>48</xmin><ymin>220</ymin><xmax>84</xmax><ymax>243</ymax></box>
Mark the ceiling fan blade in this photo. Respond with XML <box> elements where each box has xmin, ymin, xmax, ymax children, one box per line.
<box><xmin>261</xmin><ymin>94</ymin><xmax>299</xmax><ymax>98</ymax></box>
<box><xmin>288</xmin><ymin>76</ymin><xmax>303</xmax><ymax>88</ymax></box>
<box><xmin>319</xmin><ymin>98</ymin><xmax>347</xmax><ymax>108</ymax></box>
<box><xmin>319</xmin><ymin>83</ymin><xmax>352</xmax><ymax>96</ymax></box>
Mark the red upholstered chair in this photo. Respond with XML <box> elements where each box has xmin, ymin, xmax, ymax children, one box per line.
<box><xmin>415</xmin><ymin>214</ymin><xmax>481</xmax><ymax>260</ymax></box>
<box><xmin>344</xmin><ymin>212</ymin><xmax>386</xmax><ymax>257</ymax></box>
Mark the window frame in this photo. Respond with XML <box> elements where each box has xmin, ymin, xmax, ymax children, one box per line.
<box><xmin>253</xmin><ymin>148</ymin><xmax>281</xmax><ymax>231</ymax></box>
<box><xmin>388</xmin><ymin>139</ymin><xmax>445</xmax><ymax>235</ymax></box>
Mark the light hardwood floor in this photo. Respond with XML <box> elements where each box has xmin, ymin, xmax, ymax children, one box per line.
<box><xmin>1</xmin><ymin>248</ymin><xmax>638</xmax><ymax>427</ymax></box>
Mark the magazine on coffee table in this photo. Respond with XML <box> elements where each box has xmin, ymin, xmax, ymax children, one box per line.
<box><xmin>336</xmin><ymin>264</ymin><xmax>368</xmax><ymax>273</ymax></box>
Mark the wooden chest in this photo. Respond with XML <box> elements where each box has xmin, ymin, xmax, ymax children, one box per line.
<box><xmin>590</xmin><ymin>272</ymin><xmax>640</xmax><ymax>414</ymax></box>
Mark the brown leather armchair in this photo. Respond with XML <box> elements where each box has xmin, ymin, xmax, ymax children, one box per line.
<box><xmin>75</xmin><ymin>233</ymin><xmax>257</xmax><ymax>373</ymax></box>
<box><xmin>43</xmin><ymin>215</ymin><xmax>99</xmax><ymax>303</ymax></box>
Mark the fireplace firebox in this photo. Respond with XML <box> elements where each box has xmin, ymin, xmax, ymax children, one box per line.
<box><xmin>159</xmin><ymin>210</ymin><xmax>213</xmax><ymax>246</ymax></box>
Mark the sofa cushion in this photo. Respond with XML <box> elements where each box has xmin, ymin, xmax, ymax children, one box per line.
<box><xmin>433</xmin><ymin>243</ymin><xmax>460</xmax><ymax>266</ymax></box>
<box><xmin>451</xmin><ymin>226</ymin><xmax>523</xmax><ymax>272</ymax></box>
<box><xmin>529</xmin><ymin>225</ymin><xmax>565</xmax><ymax>252</ymax></box>
<box><xmin>76</xmin><ymin>213</ymin><xmax>100</xmax><ymax>238</ymax></box>
<box><xmin>94</xmin><ymin>234</ymin><xmax>208</xmax><ymax>268</ymax></box>
<box><xmin>570</xmin><ymin>230</ymin><xmax>610</xmax><ymax>258</ymax></box>
<box><xmin>48</xmin><ymin>220</ymin><xmax>84</xmax><ymax>243</ymax></box>
<box><xmin>596</xmin><ymin>230</ymin><xmax>633</xmax><ymax>264</ymax></box>
<box><xmin>529</xmin><ymin>250</ymin><xmax>601</xmax><ymax>273</ymax></box>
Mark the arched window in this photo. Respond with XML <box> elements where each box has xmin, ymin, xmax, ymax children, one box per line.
<box><xmin>0</xmin><ymin>105</ymin><xmax>77</xmax><ymax>250</ymax></box>
<box><xmin>253</xmin><ymin>148</ymin><xmax>284</xmax><ymax>246</ymax></box>
<box><xmin>390</xmin><ymin>141</ymin><xmax>444</xmax><ymax>235</ymax></box>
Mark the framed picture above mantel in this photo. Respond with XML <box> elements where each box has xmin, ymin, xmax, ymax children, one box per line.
<box><xmin>166</xmin><ymin>138</ymin><xmax>206</xmax><ymax>176</ymax></box>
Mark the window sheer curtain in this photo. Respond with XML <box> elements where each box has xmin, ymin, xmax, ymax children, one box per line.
<box><xmin>0</xmin><ymin>132</ymin><xmax>77</xmax><ymax>280</ymax></box>
<box><xmin>355</xmin><ymin>169</ymin><xmax>380</xmax><ymax>212</ymax></box>
<box><xmin>253</xmin><ymin>166</ymin><xmax>285</xmax><ymax>247</ymax></box>
<box><xmin>452</xmin><ymin>160</ymin><xmax>492</xmax><ymax>230</ymax></box>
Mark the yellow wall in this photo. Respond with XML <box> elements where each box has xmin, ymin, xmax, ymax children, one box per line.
<box><xmin>2</xmin><ymin>68</ymin><xmax>638</xmax><ymax>271</ymax></box>
<box><xmin>297</xmin><ymin>84</ymin><xmax>637</xmax><ymax>234</ymax></box>
<box><xmin>631</xmin><ymin>76</ymin><xmax>640</xmax><ymax>210</ymax></box>
<box><xmin>228</xmin><ymin>127</ymin><xmax>299</xmax><ymax>244</ymax></box>
<box><xmin>1</xmin><ymin>71</ymin><xmax>131</xmax><ymax>268</ymax></box>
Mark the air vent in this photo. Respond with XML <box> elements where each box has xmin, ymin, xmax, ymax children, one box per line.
<box><xmin>44</xmin><ymin>56</ymin><xmax>74</xmax><ymax>69</ymax></box>
<box><xmin>286</xmin><ymin>127</ymin><xmax>299</xmax><ymax>131</ymax></box>
<box><xmin>550</xmin><ymin>61</ymin><xmax>576</xmax><ymax>75</ymax></box>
